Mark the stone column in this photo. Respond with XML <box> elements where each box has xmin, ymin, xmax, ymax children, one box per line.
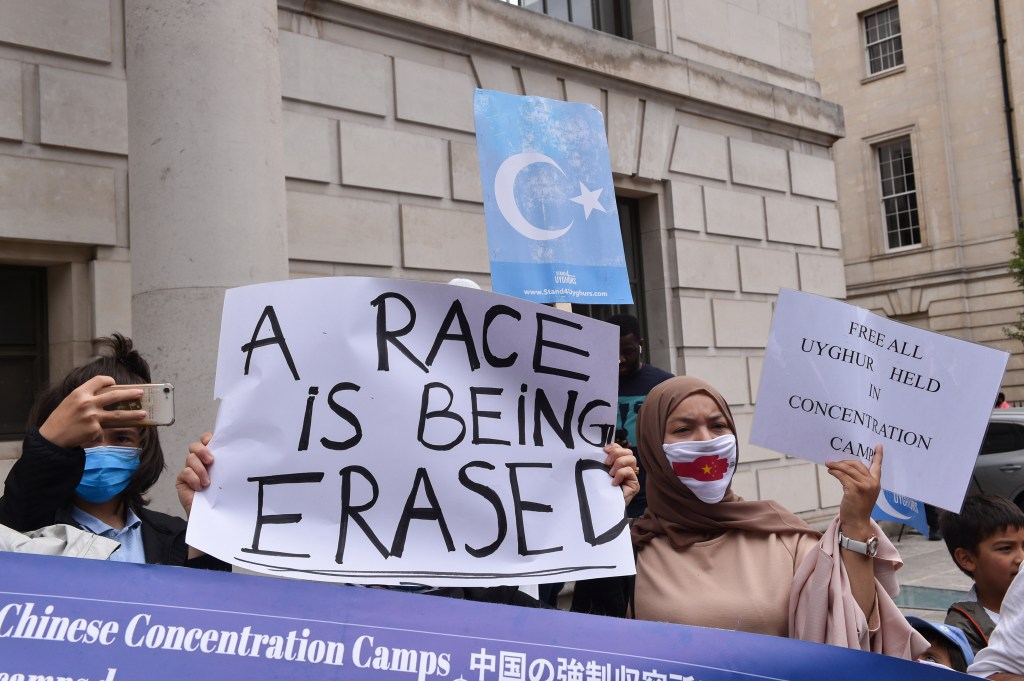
<box><xmin>124</xmin><ymin>0</ymin><xmax>289</xmax><ymax>515</ymax></box>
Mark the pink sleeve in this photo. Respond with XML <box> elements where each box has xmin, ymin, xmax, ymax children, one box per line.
<box><xmin>788</xmin><ymin>516</ymin><xmax>929</xmax><ymax>658</ymax></box>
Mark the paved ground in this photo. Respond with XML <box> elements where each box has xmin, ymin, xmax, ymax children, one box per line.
<box><xmin>881</xmin><ymin>522</ymin><xmax>974</xmax><ymax>621</ymax></box>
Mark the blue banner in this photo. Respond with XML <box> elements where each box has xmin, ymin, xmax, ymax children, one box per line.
<box><xmin>474</xmin><ymin>89</ymin><xmax>632</xmax><ymax>305</ymax></box>
<box><xmin>0</xmin><ymin>551</ymin><xmax>959</xmax><ymax>680</ymax></box>
<box><xmin>872</xmin><ymin>489</ymin><xmax>930</xmax><ymax>536</ymax></box>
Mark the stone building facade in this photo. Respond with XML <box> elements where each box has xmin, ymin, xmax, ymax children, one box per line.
<box><xmin>0</xmin><ymin>0</ymin><xmax>847</xmax><ymax>519</ymax></box>
<box><xmin>808</xmin><ymin>0</ymin><xmax>1024</xmax><ymax>402</ymax></box>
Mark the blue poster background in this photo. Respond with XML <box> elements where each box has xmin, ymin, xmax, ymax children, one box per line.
<box><xmin>474</xmin><ymin>89</ymin><xmax>632</xmax><ymax>305</ymax></box>
<box><xmin>872</xmin><ymin>489</ymin><xmax>930</xmax><ymax>537</ymax></box>
<box><xmin>0</xmin><ymin>551</ymin><xmax>959</xmax><ymax>680</ymax></box>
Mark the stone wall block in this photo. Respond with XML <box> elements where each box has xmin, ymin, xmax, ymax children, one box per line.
<box><xmin>817</xmin><ymin>465</ymin><xmax>843</xmax><ymax>508</ymax></box>
<box><xmin>747</xmin><ymin>355</ymin><xmax>764</xmax><ymax>404</ymax></box>
<box><xmin>673</xmin><ymin>238</ymin><xmax>738</xmax><ymax>291</ymax></box>
<box><xmin>669</xmin><ymin>127</ymin><xmax>729</xmax><ymax>180</ymax></box>
<box><xmin>287</xmin><ymin>191</ymin><xmax>396</xmax><ymax>266</ymax></box>
<box><xmin>727</xmin><ymin>4</ymin><xmax>783</xmax><ymax>69</ymax></box>
<box><xmin>564</xmin><ymin>80</ymin><xmax>603</xmax><ymax>114</ymax></box>
<box><xmin>765</xmin><ymin>197</ymin><xmax>818</xmax><ymax>246</ymax></box>
<box><xmin>339</xmin><ymin>122</ymin><xmax>446</xmax><ymax>197</ymax></box>
<box><xmin>39</xmin><ymin>66</ymin><xmax>128</xmax><ymax>155</ymax></box>
<box><xmin>798</xmin><ymin>252</ymin><xmax>846</xmax><ymax>298</ymax></box>
<box><xmin>760</xmin><ymin>462</ymin><xmax>819</xmax><ymax>512</ymax></box>
<box><xmin>283</xmin><ymin>110</ymin><xmax>334</xmax><ymax>183</ymax></box>
<box><xmin>712</xmin><ymin>299</ymin><xmax>772</xmax><ymax>348</ymax></box>
<box><xmin>790</xmin><ymin>151</ymin><xmax>838</xmax><ymax>200</ymax></box>
<box><xmin>730</xmin><ymin>138</ymin><xmax>788</xmax><ymax>192</ymax></box>
<box><xmin>678</xmin><ymin>296</ymin><xmax>713</xmax><ymax>347</ymax></box>
<box><xmin>401</xmin><ymin>204</ymin><xmax>489</xmax><ymax>273</ymax></box>
<box><xmin>818</xmin><ymin>205</ymin><xmax>842</xmax><ymax>250</ymax></box>
<box><xmin>450</xmin><ymin>140</ymin><xmax>483</xmax><ymax>203</ymax></box>
<box><xmin>607</xmin><ymin>92</ymin><xmax>640</xmax><ymax>176</ymax></box>
<box><xmin>91</xmin><ymin>259</ymin><xmax>132</xmax><ymax>338</ymax></box>
<box><xmin>667</xmin><ymin>181</ymin><xmax>705</xmax><ymax>232</ymax></box>
<box><xmin>738</xmin><ymin>246</ymin><xmax>798</xmax><ymax>294</ymax></box>
<box><xmin>637</xmin><ymin>100</ymin><xmax>675</xmax><ymax>181</ymax></box>
<box><xmin>279</xmin><ymin>31</ymin><xmax>388</xmax><ymax>116</ymax></box>
<box><xmin>704</xmin><ymin>186</ymin><xmax>765</xmax><ymax>240</ymax></box>
<box><xmin>681</xmin><ymin>355</ymin><xmax>749</xmax><ymax>406</ymax></box>
<box><xmin>0</xmin><ymin>155</ymin><xmax>116</xmax><ymax>245</ymax></box>
<box><xmin>520</xmin><ymin>67</ymin><xmax>564</xmax><ymax>101</ymax></box>
<box><xmin>732</xmin><ymin>411</ymin><xmax>778</xmax><ymax>462</ymax></box>
<box><xmin>395</xmin><ymin>58</ymin><xmax>474</xmax><ymax>132</ymax></box>
<box><xmin>0</xmin><ymin>0</ymin><xmax>111</xmax><ymax>62</ymax></box>
<box><xmin>469</xmin><ymin>55</ymin><xmax>518</xmax><ymax>94</ymax></box>
<box><xmin>0</xmin><ymin>58</ymin><xmax>22</xmax><ymax>141</ymax></box>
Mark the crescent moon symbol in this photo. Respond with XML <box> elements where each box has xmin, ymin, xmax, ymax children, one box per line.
<box><xmin>494</xmin><ymin>152</ymin><xmax>573</xmax><ymax>241</ymax></box>
<box><xmin>875</xmin><ymin>491</ymin><xmax>911</xmax><ymax>520</ymax></box>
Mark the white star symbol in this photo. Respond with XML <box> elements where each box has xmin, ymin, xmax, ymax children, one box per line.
<box><xmin>569</xmin><ymin>181</ymin><xmax>606</xmax><ymax>219</ymax></box>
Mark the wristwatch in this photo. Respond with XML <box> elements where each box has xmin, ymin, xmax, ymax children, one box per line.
<box><xmin>838</xmin><ymin>529</ymin><xmax>878</xmax><ymax>557</ymax></box>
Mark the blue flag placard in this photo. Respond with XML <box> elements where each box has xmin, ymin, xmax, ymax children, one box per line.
<box><xmin>873</xmin><ymin>489</ymin><xmax>930</xmax><ymax>536</ymax></box>
<box><xmin>0</xmin><ymin>551</ymin><xmax>960</xmax><ymax>680</ymax></box>
<box><xmin>474</xmin><ymin>89</ymin><xmax>632</xmax><ymax>305</ymax></box>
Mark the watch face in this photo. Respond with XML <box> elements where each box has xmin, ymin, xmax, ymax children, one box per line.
<box><xmin>866</xmin><ymin>536</ymin><xmax>879</xmax><ymax>556</ymax></box>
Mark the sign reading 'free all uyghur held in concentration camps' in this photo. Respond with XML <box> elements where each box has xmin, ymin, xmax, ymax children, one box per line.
<box><xmin>752</xmin><ymin>288</ymin><xmax>1009</xmax><ymax>513</ymax></box>
<box><xmin>0</xmin><ymin>551</ymin><xmax>957</xmax><ymax>681</ymax></box>
<box><xmin>186</xmin><ymin>277</ymin><xmax>634</xmax><ymax>586</ymax></box>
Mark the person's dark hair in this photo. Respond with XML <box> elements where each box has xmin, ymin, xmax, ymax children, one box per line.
<box><xmin>27</xmin><ymin>333</ymin><xmax>164</xmax><ymax>512</ymax></box>
<box><xmin>939</xmin><ymin>494</ymin><xmax>1024</xmax><ymax>577</ymax></box>
<box><xmin>996</xmin><ymin>392</ymin><xmax>1006</xmax><ymax>407</ymax></box>
<box><xmin>606</xmin><ymin>313</ymin><xmax>641</xmax><ymax>339</ymax></box>
<box><xmin>915</xmin><ymin>627</ymin><xmax>968</xmax><ymax>672</ymax></box>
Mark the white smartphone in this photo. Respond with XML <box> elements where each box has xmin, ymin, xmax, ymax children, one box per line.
<box><xmin>99</xmin><ymin>383</ymin><xmax>175</xmax><ymax>426</ymax></box>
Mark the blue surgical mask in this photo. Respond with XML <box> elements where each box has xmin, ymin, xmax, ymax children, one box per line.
<box><xmin>75</xmin><ymin>446</ymin><xmax>142</xmax><ymax>503</ymax></box>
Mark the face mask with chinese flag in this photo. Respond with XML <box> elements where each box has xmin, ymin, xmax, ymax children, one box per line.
<box><xmin>662</xmin><ymin>433</ymin><xmax>737</xmax><ymax>504</ymax></box>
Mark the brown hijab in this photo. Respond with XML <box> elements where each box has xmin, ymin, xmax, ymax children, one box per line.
<box><xmin>631</xmin><ymin>376</ymin><xmax>818</xmax><ymax>550</ymax></box>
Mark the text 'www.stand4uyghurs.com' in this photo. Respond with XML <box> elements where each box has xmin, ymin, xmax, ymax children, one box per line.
<box><xmin>523</xmin><ymin>288</ymin><xmax>608</xmax><ymax>298</ymax></box>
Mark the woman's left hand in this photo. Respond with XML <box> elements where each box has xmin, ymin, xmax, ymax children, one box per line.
<box><xmin>826</xmin><ymin>443</ymin><xmax>883</xmax><ymax>537</ymax></box>
<box><xmin>604</xmin><ymin>443</ymin><xmax>640</xmax><ymax>505</ymax></box>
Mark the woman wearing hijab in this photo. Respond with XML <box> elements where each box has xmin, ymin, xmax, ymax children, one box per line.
<box><xmin>630</xmin><ymin>376</ymin><xmax>927</xmax><ymax>657</ymax></box>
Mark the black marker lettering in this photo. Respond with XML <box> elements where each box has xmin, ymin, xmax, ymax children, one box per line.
<box><xmin>575</xmin><ymin>459</ymin><xmax>628</xmax><ymax>545</ymax></box>
<box><xmin>533</xmin><ymin>313</ymin><xmax>590</xmax><ymax>382</ymax></box>
<box><xmin>425</xmin><ymin>300</ymin><xmax>481</xmax><ymax>371</ymax></box>
<box><xmin>417</xmin><ymin>382</ymin><xmax>466</xmax><ymax>451</ymax></box>
<box><xmin>471</xmin><ymin>386</ymin><xmax>510</xmax><ymax>446</ymax></box>
<box><xmin>297</xmin><ymin>386</ymin><xmax>319</xmax><ymax>451</ymax></box>
<box><xmin>459</xmin><ymin>462</ymin><xmax>507</xmax><ymax>558</ymax></box>
<box><xmin>390</xmin><ymin>468</ymin><xmax>455</xmax><ymax>558</ymax></box>
<box><xmin>507</xmin><ymin>462</ymin><xmax>561</xmax><ymax>556</ymax></box>
<box><xmin>337</xmin><ymin>466</ymin><xmax>389</xmax><ymax>563</ymax></box>
<box><xmin>242</xmin><ymin>472</ymin><xmax>324</xmax><ymax>557</ymax></box>
<box><xmin>482</xmin><ymin>305</ymin><xmax>521</xmax><ymax>368</ymax></box>
<box><xmin>320</xmin><ymin>382</ymin><xmax>362</xmax><ymax>451</ymax></box>
<box><xmin>370</xmin><ymin>292</ymin><xmax>427</xmax><ymax>373</ymax></box>
<box><xmin>241</xmin><ymin>305</ymin><xmax>300</xmax><ymax>381</ymax></box>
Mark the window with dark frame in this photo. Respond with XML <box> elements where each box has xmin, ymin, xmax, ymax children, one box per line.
<box><xmin>573</xmin><ymin>196</ymin><xmax>651</xmax><ymax>357</ymax></box>
<box><xmin>864</xmin><ymin>4</ymin><xmax>903</xmax><ymax>75</ymax></box>
<box><xmin>498</xmin><ymin>0</ymin><xmax>632</xmax><ymax>39</ymax></box>
<box><xmin>877</xmin><ymin>137</ymin><xmax>921</xmax><ymax>249</ymax></box>
<box><xmin>0</xmin><ymin>265</ymin><xmax>48</xmax><ymax>439</ymax></box>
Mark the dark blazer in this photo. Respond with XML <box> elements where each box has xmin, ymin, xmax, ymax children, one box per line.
<box><xmin>0</xmin><ymin>429</ymin><xmax>227</xmax><ymax>570</ymax></box>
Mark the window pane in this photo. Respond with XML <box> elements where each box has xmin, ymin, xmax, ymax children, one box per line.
<box><xmin>570</xmin><ymin>0</ymin><xmax>593</xmax><ymax>28</ymax></box>
<box><xmin>877</xmin><ymin>136</ymin><xmax>921</xmax><ymax>249</ymax></box>
<box><xmin>864</xmin><ymin>4</ymin><xmax>904</xmax><ymax>74</ymax></box>
<box><xmin>981</xmin><ymin>423</ymin><xmax>1024</xmax><ymax>455</ymax></box>
<box><xmin>0</xmin><ymin>265</ymin><xmax>48</xmax><ymax>439</ymax></box>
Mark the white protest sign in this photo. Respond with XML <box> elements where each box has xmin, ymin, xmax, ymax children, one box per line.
<box><xmin>750</xmin><ymin>289</ymin><xmax>1009</xmax><ymax>512</ymax></box>
<box><xmin>187</xmin><ymin>277</ymin><xmax>632</xmax><ymax>586</ymax></box>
